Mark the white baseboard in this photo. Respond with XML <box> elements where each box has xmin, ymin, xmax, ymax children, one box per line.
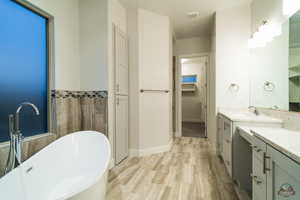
<box><xmin>109</xmin><ymin>158</ymin><xmax>115</xmax><ymax>169</ymax></box>
<box><xmin>129</xmin><ymin>141</ymin><xmax>172</xmax><ymax>157</ymax></box>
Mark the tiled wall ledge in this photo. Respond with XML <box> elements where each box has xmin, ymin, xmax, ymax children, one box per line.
<box><xmin>258</xmin><ymin>108</ymin><xmax>300</xmax><ymax>131</ymax></box>
<box><xmin>0</xmin><ymin>133</ymin><xmax>56</xmax><ymax>176</ymax></box>
<box><xmin>0</xmin><ymin>90</ymin><xmax>108</xmax><ymax>176</ymax></box>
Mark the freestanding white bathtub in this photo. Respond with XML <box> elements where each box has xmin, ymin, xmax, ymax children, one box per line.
<box><xmin>0</xmin><ymin>131</ymin><xmax>111</xmax><ymax>200</ymax></box>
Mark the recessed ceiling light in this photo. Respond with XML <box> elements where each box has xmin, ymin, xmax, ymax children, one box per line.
<box><xmin>187</xmin><ymin>12</ymin><xmax>200</xmax><ymax>19</ymax></box>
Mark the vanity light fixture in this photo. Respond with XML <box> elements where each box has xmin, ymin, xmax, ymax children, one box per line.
<box><xmin>283</xmin><ymin>0</ymin><xmax>300</xmax><ymax>16</ymax></box>
<box><xmin>248</xmin><ymin>21</ymin><xmax>282</xmax><ymax>49</ymax></box>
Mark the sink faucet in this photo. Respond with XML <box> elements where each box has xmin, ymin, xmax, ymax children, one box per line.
<box><xmin>14</xmin><ymin>102</ymin><xmax>40</xmax><ymax>164</ymax></box>
<box><xmin>249</xmin><ymin>106</ymin><xmax>259</xmax><ymax>116</ymax></box>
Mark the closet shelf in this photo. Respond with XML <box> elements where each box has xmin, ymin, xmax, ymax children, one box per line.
<box><xmin>182</xmin><ymin>83</ymin><xmax>197</xmax><ymax>92</ymax></box>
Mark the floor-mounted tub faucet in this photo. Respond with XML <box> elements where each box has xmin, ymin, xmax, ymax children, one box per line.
<box><xmin>4</xmin><ymin>102</ymin><xmax>40</xmax><ymax>174</ymax></box>
<box><xmin>15</xmin><ymin>102</ymin><xmax>40</xmax><ymax>164</ymax></box>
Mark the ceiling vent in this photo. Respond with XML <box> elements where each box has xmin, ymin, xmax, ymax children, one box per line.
<box><xmin>187</xmin><ymin>11</ymin><xmax>200</xmax><ymax>19</ymax></box>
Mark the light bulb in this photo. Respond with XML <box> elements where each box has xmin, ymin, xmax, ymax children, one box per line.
<box><xmin>283</xmin><ymin>0</ymin><xmax>300</xmax><ymax>16</ymax></box>
<box><xmin>258</xmin><ymin>23</ymin><xmax>282</xmax><ymax>41</ymax></box>
<box><xmin>248</xmin><ymin>36</ymin><xmax>266</xmax><ymax>49</ymax></box>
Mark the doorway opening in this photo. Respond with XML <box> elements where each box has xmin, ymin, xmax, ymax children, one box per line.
<box><xmin>174</xmin><ymin>54</ymin><xmax>209</xmax><ymax>138</ymax></box>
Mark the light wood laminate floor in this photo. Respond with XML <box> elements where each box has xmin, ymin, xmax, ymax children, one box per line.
<box><xmin>107</xmin><ymin>137</ymin><xmax>239</xmax><ymax>200</ymax></box>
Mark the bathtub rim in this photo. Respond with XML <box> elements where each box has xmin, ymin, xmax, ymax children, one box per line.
<box><xmin>21</xmin><ymin>131</ymin><xmax>111</xmax><ymax>200</ymax></box>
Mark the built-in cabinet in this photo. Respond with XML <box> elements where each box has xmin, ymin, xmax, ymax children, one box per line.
<box><xmin>266</xmin><ymin>145</ymin><xmax>300</xmax><ymax>200</ymax></box>
<box><xmin>222</xmin><ymin>118</ymin><xmax>233</xmax><ymax>177</ymax></box>
<box><xmin>114</xmin><ymin>25</ymin><xmax>129</xmax><ymax>164</ymax></box>
<box><xmin>217</xmin><ymin>113</ymin><xmax>282</xmax><ymax>180</ymax></box>
<box><xmin>217</xmin><ymin>116</ymin><xmax>224</xmax><ymax>156</ymax></box>
<box><xmin>218</xmin><ymin>115</ymin><xmax>233</xmax><ymax>176</ymax></box>
<box><xmin>251</xmin><ymin>136</ymin><xmax>300</xmax><ymax>200</ymax></box>
<box><xmin>252</xmin><ymin>136</ymin><xmax>267</xmax><ymax>200</ymax></box>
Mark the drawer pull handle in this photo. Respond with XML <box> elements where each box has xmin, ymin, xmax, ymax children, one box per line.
<box><xmin>256</xmin><ymin>149</ymin><xmax>262</xmax><ymax>153</ymax></box>
<box><xmin>251</xmin><ymin>174</ymin><xmax>263</xmax><ymax>185</ymax></box>
<box><xmin>263</xmin><ymin>153</ymin><xmax>271</xmax><ymax>174</ymax></box>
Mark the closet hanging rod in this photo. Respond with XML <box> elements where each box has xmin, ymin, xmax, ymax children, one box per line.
<box><xmin>140</xmin><ymin>89</ymin><xmax>169</xmax><ymax>93</ymax></box>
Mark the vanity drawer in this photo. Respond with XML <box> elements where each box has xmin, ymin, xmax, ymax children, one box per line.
<box><xmin>252</xmin><ymin>136</ymin><xmax>267</xmax><ymax>161</ymax></box>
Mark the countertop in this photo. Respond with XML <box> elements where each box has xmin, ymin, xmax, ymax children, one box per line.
<box><xmin>218</xmin><ymin>109</ymin><xmax>282</xmax><ymax>123</ymax></box>
<box><xmin>251</xmin><ymin>127</ymin><xmax>300</xmax><ymax>164</ymax></box>
<box><xmin>237</xmin><ymin>126</ymin><xmax>254</xmax><ymax>144</ymax></box>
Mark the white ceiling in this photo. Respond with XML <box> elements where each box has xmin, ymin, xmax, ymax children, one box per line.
<box><xmin>119</xmin><ymin>0</ymin><xmax>251</xmax><ymax>39</ymax></box>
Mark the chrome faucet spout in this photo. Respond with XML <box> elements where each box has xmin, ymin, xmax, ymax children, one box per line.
<box><xmin>15</xmin><ymin>102</ymin><xmax>40</xmax><ymax>133</ymax></box>
<box><xmin>248</xmin><ymin>106</ymin><xmax>259</xmax><ymax>116</ymax></box>
<box><xmin>15</xmin><ymin>102</ymin><xmax>40</xmax><ymax>165</ymax></box>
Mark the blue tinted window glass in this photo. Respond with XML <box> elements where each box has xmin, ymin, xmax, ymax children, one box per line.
<box><xmin>0</xmin><ymin>0</ymin><xmax>48</xmax><ymax>142</ymax></box>
<box><xmin>182</xmin><ymin>76</ymin><xmax>197</xmax><ymax>83</ymax></box>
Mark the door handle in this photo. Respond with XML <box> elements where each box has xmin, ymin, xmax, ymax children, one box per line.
<box><xmin>116</xmin><ymin>97</ymin><xmax>120</xmax><ymax>105</ymax></box>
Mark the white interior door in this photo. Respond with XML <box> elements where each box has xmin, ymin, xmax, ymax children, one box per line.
<box><xmin>114</xmin><ymin>25</ymin><xmax>129</xmax><ymax>164</ymax></box>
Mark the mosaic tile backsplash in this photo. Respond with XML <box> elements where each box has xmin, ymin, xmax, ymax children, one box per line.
<box><xmin>0</xmin><ymin>90</ymin><xmax>108</xmax><ymax>175</ymax></box>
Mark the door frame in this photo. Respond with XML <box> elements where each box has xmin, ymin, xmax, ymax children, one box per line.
<box><xmin>175</xmin><ymin>53</ymin><xmax>210</xmax><ymax>138</ymax></box>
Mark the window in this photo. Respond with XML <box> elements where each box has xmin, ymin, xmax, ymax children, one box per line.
<box><xmin>0</xmin><ymin>0</ymin><xmax>49</xmax><ymax>142</ymax></box>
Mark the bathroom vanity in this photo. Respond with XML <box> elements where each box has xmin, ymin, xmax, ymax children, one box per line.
<box><xmin>217</xmin><ymin>109</ymin><xmax>282</xmax><ymax>178</ymax></box>
<box><xmin>235</xmin><ymin>127</ymin><xmax>300</xmax><ymax>200</ymax></box>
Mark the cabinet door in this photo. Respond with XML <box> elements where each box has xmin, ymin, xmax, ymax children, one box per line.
<box><xmin>223</xmin><ymin>139</ymin><xmax>232</xmax><ymax>177</ymax></box>
<box><xmin>217</xmin><ymin>115</ymin><xmax>224</xmax><ymax>156</ymax></box>
<box><xmin>115</xmin><ymin>96</ymin><xmax>129</xmax><ymax>164</ymax></box>
<box><xmin>267</xmin><ymin>146</ymin><xmax>300</xmax><ymax>200</ymax></box>
<box><xmin>253</xmin><ymin>155</ymin><xmax>267</xmax><ymax>200</ymax></box>
<box><xmin>223</xmin><ymin>119</ymin><xmax>232</xmax><ymax>176</ymax></box>
<box><xmin>114</xmin><ymin>25</ymin><xmax>128</xmax><ymax>96</ymax></box>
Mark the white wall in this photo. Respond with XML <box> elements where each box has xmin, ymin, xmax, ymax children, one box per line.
<box><xmin>127</xmin><ymin>6</ymin><xmax>140</xmax><ymax>150</ymax></box>
<box><xmin>208</xmin><ymin>4</ymin><xmax>251</xmax><ymax>150</ymax></box>
<box><xmin>138</xmin><ymin>9</ymin><xmax>172</xmax><ymax>150</ymax></box>
<box><xmin>215</xmin><ymin>4</ymin><xmax>251</xmax><ymax>109</ymax></box>
<box><xmin>207</xmin><ymin>14</ymin><xmax>217</xmax><ymax>151</ymax></box>
<box><xmin>250</xmin><ymin>21</ymin><xmax>289</xmax><ymax>110</ymax></box>
<box><xmin>174</xmin><ymin>36</ymin><xmax>211</xmax><ymax>56</ymax></box>
<box><xmin>79</xmin><ymin>0</ymin><xmax>108</xmax><ymax>91</ymax></box>
<box><xmin>251</xmin><ymin>0</ymin><xmax>288</xmax><ymax>32</ymax></box>
<box><xmin>181</xmin><ymin>59</ymin><xmax>206</xmax><ymax>122</ymax></box>
<box><xmin>27</xmin><ymin>0</ymin><xmax>81</xmax><ymax>91</ymax></box>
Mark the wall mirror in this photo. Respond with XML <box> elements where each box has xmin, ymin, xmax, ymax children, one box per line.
<box><xmin>250</xmin><ymin>9</ymin><xmax>300</xmax><ymax>112</ymax></box>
